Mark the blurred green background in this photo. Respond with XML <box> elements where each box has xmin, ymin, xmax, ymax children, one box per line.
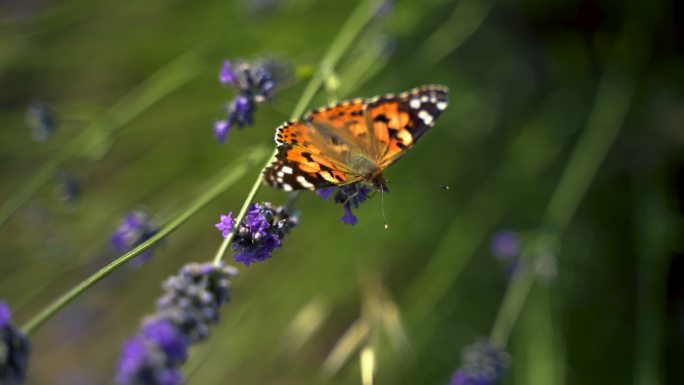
<box><xmin>1</xmin><ymin>0</ymin><xmax>683</xmax><ymax>384</ymax></box>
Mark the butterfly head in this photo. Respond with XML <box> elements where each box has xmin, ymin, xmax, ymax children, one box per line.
<box><xmin>370</xmin><ymin>173</ymin><xmax>389</xmax><ymax>192</ymax></box>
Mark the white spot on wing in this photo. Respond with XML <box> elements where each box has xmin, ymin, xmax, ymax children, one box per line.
<box><xmin>282</xmin><ymin>183</ymin><xmax>293</xmax><ymax>191</ymax></box>
<box><xmin>296</xmin><ymin>176</ymin><xmax>314</xmax><ymax>189</ymax></box>
<box><xmin>418</xmin><ymin>110</ymin><xmax>434</xmax><ymax>125</ymax></box>
<box><xmin>436</xmin><ymin>101</ymin><xmax>447</xmax><ymax>110</ymax></box>
<box><xmin>281</xmin><ymin>166</ymin><xmax>293</xmax><ymax>174</ymax></box>
<box><xmin>410</xmin><ymin>99</ymin><xmax>421</xmax><ymax>109</ymax></box>
<box><xmin>420</xmin><ymin>95</ymin><xmax>429</xmax><ymax>102</ymax></box>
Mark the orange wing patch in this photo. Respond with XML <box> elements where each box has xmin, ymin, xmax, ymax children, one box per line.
<box><xmin>305</xmin><ymin>99</ymin><xmax>374</xmax><ymax>156</ymax></box>
<box><xmin>264</xmin><ymin>121</ymin><xmax>361</xmax><ymax>191</ymax></box>
<box><xmin>365</xmin><ymin>85</ymin><xmax>449</xmax><ymax>167</ymax></box>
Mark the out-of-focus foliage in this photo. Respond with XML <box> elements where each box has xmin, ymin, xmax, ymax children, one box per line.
<box><xmin>0</xmin><ymin>0</ymin><xmax>683</xmax><ymax>384</ymax></box>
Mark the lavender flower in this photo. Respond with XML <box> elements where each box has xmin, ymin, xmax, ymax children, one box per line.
<box><xmin>111</xmin><ymin>210</ymin><xmax>160</xmax><ymax>264</ymax></box>
<box><xmin>216</xmin><ymin>203</ymin><xmax>299</xmax><ymax>266</ymax></box>
<box><xmin>489</xmin><ymin>230</ymin><xmax>520</xmax><ymax>260</ymax></box>
<box><xmin>116</xmin><ymin>262</ymin><xmax>237</xmax><ymax>385</ymax></box>
<box><xmin>318</xmin><ymin>185</ymin><xmax>371</xmax><ymax>225</ymax></box>
<box><xmin>214</xmin><ymin>58</ymin><xmax>290</xmax><ymax>144</ymax></box>
<box><xmin>214</xmin><ymin>213</ymin><xmax>234</xmax><ymax>237</ymax></box>
<box><xmin>26</xmin><ymin>101</ymin><xmax>55</xmax><ymax>142</ymax></box>
<box><xmin>0</xmin><ymin>302</ymin><xmax>31</xmax><ymax>385</ymax></box>
<box><xmin>449</xmin><ymin>340</ymin><xmax>510</xmax><ymax>385</ymax></box>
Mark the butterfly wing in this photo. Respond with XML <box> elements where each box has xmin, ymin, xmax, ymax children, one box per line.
<box><xmin>364</xmin><ymin>85</ymin><xmax>449</xmax><ymax>168</ymax></box>
<box><xmin>263</xmin><ymin>85</ymin><xmax>449</xmax><ymax>191</ymax></box>
<box><xmin>262</xmin><ymin>121</ymin><xmax>363</xmax><ymax>191</ymax></box>
<box><xmin>304</xmin><ymin>98</ymin><xmax>376</xmax><ymax>158</ymax></box>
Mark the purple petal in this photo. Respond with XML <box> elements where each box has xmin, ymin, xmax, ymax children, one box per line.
<box><xmin>219</xmin><ymin>60</ymin><xmax>236</xmax><ymax>85</ymax></box>
<box><xmin>341</xmin><ymin>205</ymin><xmax>358</xmax><ymax>225</ymax></box>
<box><xmin>214</xmin><ymin>120</ymin><xmax>231</xmax><ymax>144</ymax></box>
<box><xmin>215</xmin><ymin>213</ymin><xmax>234</xmax><ymax>237</ymax></box>
<box><xmin>0</xmin><ymin>301</ymin><xmax>11</xmax><ymax>328</ymax></box>
<box><xmin>317</xmin><ymin>187</ymin><xmax>335</xmax><ymax>200</ymax></box>
<box><xmin>141</xmin><ymin>319</ymin><xmax>188</xmax><ymax>364</ymax></box>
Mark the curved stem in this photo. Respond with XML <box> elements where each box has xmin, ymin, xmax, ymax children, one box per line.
<box><xmin>211</xmin><ymin>0</ymin><xmax>384</xmax><ymax>265</ymax></box>
<box><xmin>22</xmin><ymin>146</ymin><xmax>269</xmax><ymax>335</ymax></box>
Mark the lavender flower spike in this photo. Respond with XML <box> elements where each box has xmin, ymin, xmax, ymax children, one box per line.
<box><xmin>116</xmin><ymin>262</ymin><xmax>237</xmax><ymax>385</ymax></box>
<box><xmin>213</xmin><ymin>57</ymin><xmax>291</xmax><ymax>143</ymax></box>
<box><xmin>0</xmin><ymin>301</ymin><xmax>31</xmax><ymax>385</ymax></box>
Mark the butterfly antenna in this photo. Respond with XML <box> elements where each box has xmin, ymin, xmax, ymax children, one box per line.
<box><xmin>381</xmin><ymin>188</ymin><xmax>388</xmax><ymax>229</ymax></box>
<box><xmin>386</xmin><ymin>179</ymin><xmax>450</xmax><ymax>190</ymax></box>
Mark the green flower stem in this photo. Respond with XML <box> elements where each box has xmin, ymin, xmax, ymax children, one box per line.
<box><xmin>211</xmin><ymin>0</ymin><xmax>383</xmax><ymax>266</ymax></box>
<box><xmin>489</xmin><ymin>69</ymin><xmax>636</xmax><ymax>346</ymax></box>
<box><xmin>0</xmin><ymin>49</ymin><xmax>205</xmax><ymax>228</ymax></box>
<box><xmin>21</xmin><ymin>146</ymin><xmax>269</xmax><ymax>336</ymax></box>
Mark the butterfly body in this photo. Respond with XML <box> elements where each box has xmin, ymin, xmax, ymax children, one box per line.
<box><xmin>263</xmin><ymin>85</ymin><xmax>449</xmax><ymax>192</ymax></box>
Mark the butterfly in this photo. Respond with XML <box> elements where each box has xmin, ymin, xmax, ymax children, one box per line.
<box><xmin>262</xmin><ymin>85</ymin><xmax>449</xmax><ymax>192</ymax></box>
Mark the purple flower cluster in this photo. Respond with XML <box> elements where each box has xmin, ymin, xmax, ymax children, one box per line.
<box><xmin>0</xmin><ymin>302</ymin><xmax>31</xmax><ymax>385</ymax></box>
<box><xmin>111</xmin><ymin>210</ymin><xmax>160</xmax><ymax>264</ymax></box>
<box><xmin>116</xmin><ymin>262</ymin><xmax>237</xmax><ymax>385</ymax></box>
<box><xmin>26</xmin><ymin>101</ymin><xmax>55</xmax><ymax>142</ymax></box>
<box><xmin>214</xmin><ymin>58</ymin><xmax>290</xmax><ymax>143</ymax></box>
<box><xmin>449</xmin><ymin>340</ymin><xmax>510</xmax><ymax>385</ymax></box>
<box><xmin>215</xmin><ymin>202</ymin><xmax>299</xmax><ymax>266</ymax></box>
<box><xmin>317</xmin><ymin>184</ymin><xmax>371</xmax><ymax>225</ymax></box>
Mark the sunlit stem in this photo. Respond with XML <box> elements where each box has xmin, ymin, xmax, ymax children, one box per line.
<box><xmin>21</xmin><ymin>146</ymin><xmax>268</xmax><ymax>335</ymax></box>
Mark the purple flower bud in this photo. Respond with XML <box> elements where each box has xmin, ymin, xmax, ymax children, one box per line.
<box><xmin>213</xmin><ymin>120</ymin><xmax>231</xmax><ymax>144</ymax></box>
<box><xmin>116</xmin><ymin>338</ymin><xmax>182</xmax><ymax>385</ymax></box>
<box><xmin>228</xmin><ymin>96</ymin><xmax>255</xmax><ymax>128</ymax></box>
<box><xmin>141</xmin><ymin>319</ymin><xmax>188</xmax><ymax>365</ymax></box>
<box><xmin>219</xmin><ymin>60</ymin><xmax>236</xmax><ymax>85</ymax></box>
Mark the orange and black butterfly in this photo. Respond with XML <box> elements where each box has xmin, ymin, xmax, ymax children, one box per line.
<box><xmin>262</xmin><ymin>85</ymin><xmax>449</xmax><ymax>192</ymax></box>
